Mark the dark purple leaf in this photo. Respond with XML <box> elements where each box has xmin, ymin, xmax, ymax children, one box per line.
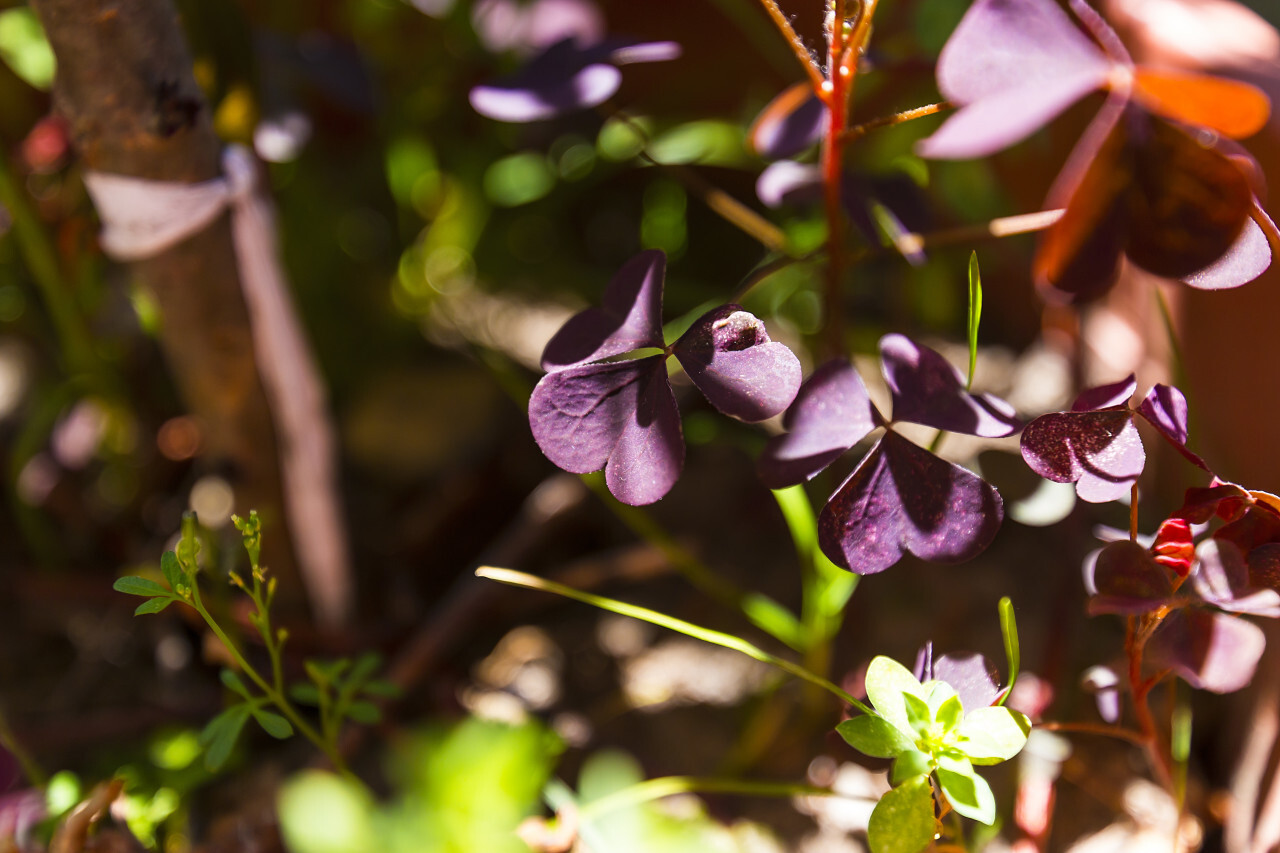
<box><xmin>1135</xmin><ymin>384</ymin><xmax>1211</xmax><ymax>471</ymax></box>
<box><xmin>1147</xmin><ymin>608</ymin><xmax>1266</xmax><ymax>693</ymax></box>
<box><xmin>757</xmin><ymin>359</ymin><xmax>879</xmax><ymax>489</ymax></box>
<box><xmin>1081</xmin><ymin>665</ymin><xmax>1121</xmax><ymax>723</ymax></box>
<box><xmin>1248</xmin><ymin>543</ymin><xmax>1280</xmax><ymax>592</ymax></box>
<box><xmin>1072</xmin><ymin>375</ymin><xmax>1136</xmax><ymax>412</ymax></box>
<box><xmin>756</xmin><ymin>160</ymin><xmax>821</xmax><ymax>209</ymax></box>
<box><xmin>470</xmin><ymin>0</ymin><xmax>604</xmax><ymax>54</ymax></box>
<box><xmin>748</xmin><ymin>83</ymin><xmax>828</xmax><ymax>161</ymax></box>
<box><xmin>1181</xmin><ymin>212</ymin><xmax>1273</xmax><ymax>290</ymax></box>
<box><xmin>1020</xmin><ymin>409</ymin><xmax>1145</xmax><ymax>503</ymax></box>
<box><xmin>528</xmin><ymin>356</ymin><xmax>683</xmax><ymax>504</ymax></box>
<box><xmin>879</xmin><ymin>334</ymin><xmax>1020</xmax><ymax>437</ymax></box>
<box><xmin>918</xmin><ymin>0</ymin><xmax>1112</xmax><ymax>159</ymax></box>
<box><xmin>818</xmin><ymin>431</ymin><xmax>1003</xmax><ymax>574</ymax></box>
<box><xmin>1086</xmin><ymin>540</ymin><xmax>1174</xmax><ymax>615</ymax></box>
<box><xmin>672</xmin><ymin>305</ymin><xmax>802</xmax><ymax>422</ymax></box>
<box><xmin>1192</xmin><ymin>539</ymin><xmax>1280</xmax><ymax>616</ymax></box>
<box><xmin>541</xmin><ymin>250</ymin><xmax>666</xmax><ymax>370</ymax></box>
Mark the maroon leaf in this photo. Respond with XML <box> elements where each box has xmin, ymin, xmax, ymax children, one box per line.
<box><xmin>1192</xmin><ymin>539</ymin><xmax>1280</xmax><ymax>616</ymax></box>
<box><xmin>919</xmin><ymin>0</ymin><xmax>1113</xmax><ymax>159</ymax></box>
<box><xmin>1147</xmin><ymin>608</ymin><xmax>1266</xmax><ymax>693</ymax></box>
<box><xmin>1150</xmin><ymin>517</ymin><xmax>1195</xmax><ymax>578</ymax></box>
<box><xmin>1087</xmin><ymin>540</ymin><xmax>1174</xmax><ymax>615</ymax></box>
<box><xmin>672</xmin><ymin>305</ymin><xmax>802</xmax><ymax>423</ymax></box>
<box><xmin>528</xmin><ymin>357</ymin><xmax>683</xmax><ymax>504</ymax></box>
<box><xmin>757</xmin><ymin>359</ymin><xmax>879</xmax><ymax>489</ymax></box>
<box><xmin>818</xmin><ymin>431</ymin><xmax>1003</xmax><ymax>574</ymax></box>
<box><xmin>1181</xmin><ymin>212</ymin><xmax>1274</xmax><ymax>290</ymax></box>
<box><xmin>1071</xmin><ymin>374</ymin><xmax>1136</xmax><ymax>411</ymax></box>
<box><xmin>1135</xmin><ymin>384</ymin><xmax>1211</xmax><ymax>471</ymax></box>
<box><xmin>1020</xmin><ymin>409</ymin><xmax>1145</xmax><ymax>502</ymax></box>
<box><xmin>1248</xmin><ymin>543</ymin><xmax>1280</xmax><ymax>593</ymax></box>
<box><xmin>879</xmin><ymin>334</ymin><xmax>1020</xmax><ymax>437</ymax></box>
<box><xmin>541</xmin><ymin>249</ymin><xmax>666</xmax><ymax>370</ymax></box>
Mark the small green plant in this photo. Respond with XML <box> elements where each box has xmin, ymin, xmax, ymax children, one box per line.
<box><xmin>113</xmin><ymin>512</ymin><xmax>395</xmax><ymax>776</ymax></box>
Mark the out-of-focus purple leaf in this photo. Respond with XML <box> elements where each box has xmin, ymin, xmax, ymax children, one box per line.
<box><xmin>1216</xmin><ymin>502</ymin><xmax>1280</xmax><ymax>555</ymax></box>
<box><xmin>529</xmin><ymin>357</ymin><xmax>683</xmax><ymax>504</ymax></box>
<box><xmin>1072</xmin><ymin>375</ymin><xmax>1136</xmax><ymax>412</ymax></box>
<box><xmin>1136</xmin><ymin>384</ymin><xmax>1211</xmax><ymax>470</ymax></box>
<box><xmin>757</xmin><ymin>359</ymin><xmax>879</xmax><ymax>489</ymax></box>
<box><xmin>756</xmin><ymin>160</ymin><xmax>821</xmax><ymax>209</ymax></box>
<box><xmin>1081</xmin><ymin>664</ymin><xmax>1121</xmax><ymax>723</ymax></box>
<box><xmin>469</xmin><ymin>37</ymin><xmax>678</xmax><ymax>123</ymax></box>
<box><xmin>1248</xmin><ymin>543</ymin><xmax>1280</xmax><ymax>592</ymax></box>
<box><xmin>1086</xmin><ymin>540</ymin><xmax>1174</xmax><ymax>615</ymax></box>
<box><xmin>541</xmin><ymin>249</ymin><xmax>666</xmax><ymax>370</ymax></box>
<box><xmin>672</xmin><ymin>305</ymin><xmax>802</xmax><ymax>422</ymax></box>
<box><xmin>1148</xmin><ymin>608</ymin><xmax>1266</xmax><ymax>693</ymax></box>
<box><xmin>748</xmin><ymin>83</ymin><xmax>828</xmax><ymax>161</ymax></box>
<box><xmin>879</xmin><ymin>334</ymin><xmax>1020</xmax><ymax>437</ymax></box>
<box><xmin>471</xmin><ymin>0</ymin><xmax>605</xmax><ymax>54</ymax></box>
<box><xmin>933</xmin><ymin>652</ymin><xmax>1002</xmax><ymax>710</ymax></box>
<box><xmin>1020</xmin><ymin>409</ymin><xmax>1145</xmax><ymax>502</ymax></box>
<box><xmin>918</xmin><ymin>0</ymin><xmax>1112</xmax><ymax>159</ymax></box>
<box><xmin>818</xmin><ymin>431</ymin><xmax>1003</xmax><ymax>574</ymax></box>
<box><xmin>1181</xmin><ymin>212</ymin><xmax>1273</xmax><ymax>290</ymax></box>
<box><xmin>1193</xmin><ymin>539</ymin><xmax>1280</xmax><ymax>616</ymax></box>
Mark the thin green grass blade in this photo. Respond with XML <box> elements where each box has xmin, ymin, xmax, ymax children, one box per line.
<box><xmin>967</xmin><ymin>251</ymin><xmax>982</xmax><ymax>391</ymax></box>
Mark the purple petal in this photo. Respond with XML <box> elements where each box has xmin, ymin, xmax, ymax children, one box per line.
<box><xmin>1193</xmin><ymin>539</ymin><xmax>1280</xmax><ymax>616</ymax></box>
<box><xmin>879</xmin><ymin>334</ymin><xmax>1020</xmax><ymax>437</ymax></box>
<box><xmin>541</xmin><ymin>250</ymin><xmax>667</xmax><ymax>370</ymax></box>
<box><xmin>1086</xmin><ymin>540</ymin><xmax>1174</xmax><ymax>615</ymax></box>
<box><xmin>672</xmin><ymin>305</ymin><xmax>802</xmax><ymax>422</ymax></box>
<box><xmin>757</xmin><ymin>359</ymin><xmax>879</xmax><ymax>489</ymax></box>
<box><xmin>528</xmin><ymin>356</ymin><xmax>678</xmax><ymax>496</ymax></box>
<box><xmin>1181</xmin><ymin>211</ymin><xmax>1273</xmax><ymax>290</ymax></box>
<box><xmin>1020</xmin><ymin>409</ymin><xmax>1145</xmax><ymax>503</ymax></box>
<box><xmin>748</xmin><ymin>83</ymin><xmax>829</xmax><ymax>161</ymax></box>
<box><xmin>1136</xmin><ymin>384</ymin><xmax>1211</xmax><ymax>471</ymax></box>
<box><xmin>1072</xmin><ymin>375</ymin><xmax>1136</xmax><ymax>411</ymax></box>
<box><xmin>919</xmin><ymin>0</ymin><xmax>1112</xmax><ymax>159</ymax></box>
<box><xmin>605</xmin><ymin>363</ymin><xmax>684</xmax><ymax>505</ymax></box>
<box><xmin>1147</xmin><ymin>609</ymin><xmax>1266</xmax><ymax>693</ymax></box>
<box><xmin>818</xmin><ymin>431</ymin><xmax>1004</xmax><ymax>574</ymax></box>
<box><xmin>932</xmin><ymin>652</ymin><xmax>1002</xmax><ymax>710</ymax></box>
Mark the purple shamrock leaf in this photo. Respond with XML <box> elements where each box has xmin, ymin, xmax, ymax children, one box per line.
<box><xmin>1250</xmin><ymin>544</ymin><xmax>1280</xmax><ymax>593</ymax></box>
<box><xmin>1020</xmin><ymin>376</ymin><xmax>1145</xmax><ymax>503</ymax></box>
<box><xmin>1135</xmin><ymin>384</ymin><xmax>1211</xmax><ymax>471</ymax></box>
<box><xmin>757</xmin><ymin>359</ymin><xmax>880</xmax><ymax>489</ymax></box>
<box><xmin>470</xmin><ymin>36</ymin><xmax>680</xmax><ymax>123</ymax></box>
<box><xmin>747</xmin><ymin>83</ymin><xmax>828</xmax><ymax>161</ymax></box>
<box><xmin>1086</xmin><ymin>540</ymin><xmax>1174</xmax><ymax>615</ymax></box>
<box><xmin>879</xmin><ymin>334</ymin><xmax>1021</xmax><ymax>437</ymax></box>
<box><xmin>1147</xmin><ymin>608</ymin><xmax>1266</xmax><ymax>693</ymax></box>
<box><xmin>915</xmin><ymin>643</ymin><xmax>1002</xmax><ymax>710</ymax></box>
<box><xmin>530</xmin><ymin>250</ymin><xmax>800</xmax><ymax>505</ymax></box>
<box><xmin>671</xmin><ymin>305</ymin><xmax>803</xmax><ymax>422</ymax></box>
<box><xmin>1193</xmin><ymin>539</ymin><xmax>1280</xmax><ymax>617</ymax></box>
<box><xmin>818</xmin><ymin>430</ymin><xmax>1004</xmax><ymax>575</ymax></box>
<box><xmin>542</xmin><ymin>249</ymin><xmax>665</xmax><ymax>370</ymax></box>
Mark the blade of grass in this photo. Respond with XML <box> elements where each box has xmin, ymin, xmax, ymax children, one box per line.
<box><xmin>966</xmin><ymin>251</ymin><xmax>982</xmax><ymax>391</ymax></box>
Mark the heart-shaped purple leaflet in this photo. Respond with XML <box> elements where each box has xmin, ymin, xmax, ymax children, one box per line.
<box><xmin>818</xmin><ymin>430</ymin><xmax>1004</xmax><ymax>574</ymax></box>
<box><xmin>1135</xmin><ymin>384</ymin><xmax>1211</xmax><ymax>471</ymax></box>
<box><xmin>918</xmin><ymin>0</ymin><xmax>1113</xmax><ymax>160</ymax></box>
<box><xmin>528</xmin><ymin>356</ymin><xmax>684</xmax><ymax>505</ymax></box>
<box><xmin>1086</xmin><ymin>540</ymin><xmax>1174</xmax><ymax>615</ymax></box>
<box><xmin>1192</xmin><ymin>539</ymin><xmax>1280</xmax><ymax>616</ymax></box>
<box><xmin>757</xmin><ymin>359</ymin><xmax>879</xmax><ymax>490</ymax></box>
<box><xmin>1020</xmin><ymin>410</ymin><xmax>1145</xmax><ymax>502</ymax></box>
<box><xmin>672</xmin><ymin>305</ymin><xmax>802</xmax><ymax>423</ymax></box>
<box><xmin>879</xmin><ymin>334</ymin><xmax>1021</xmax><ymax>437</ymax></box>
<box><xmin>1147</xmin><ymin>608</ymin><xmax>1266</xmax><ymax>693</ymax></box>
<box><xmin>541</xmin><ymin>249</ymin><xmax>666</xmax><ymax>370</ymax></box>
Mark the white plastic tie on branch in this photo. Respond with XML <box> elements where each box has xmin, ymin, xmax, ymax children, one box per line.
<box><xmin>83</xmin><ymin>145</ymin><xmax>352</xmax><ymax>628</ymax></box>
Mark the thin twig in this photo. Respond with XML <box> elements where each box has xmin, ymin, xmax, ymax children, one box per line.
<box><xmin>839</xmin><ymin>101</ymin><xmax>952</xmax><ymax>143</ymax></box>
<box><xmin>755</xmin><ymin>0</ymin><xmax>825</xmax><ymax>92</ymax></box>
<box><xmin>1039</xmin><ymin>720</ymin><xmax>1147</xmax><ymax>746</ymax></box>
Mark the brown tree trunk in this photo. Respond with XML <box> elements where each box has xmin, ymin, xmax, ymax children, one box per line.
<box><xmin>29</xmin><ymin>0</ymin><xmax>303</xmax><ymax>606</ymax></box>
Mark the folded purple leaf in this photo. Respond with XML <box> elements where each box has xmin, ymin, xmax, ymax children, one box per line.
<box><xmin>919</xmin><ymin>0</ymin><xmax>1112</xmax><ymax>159</ymax></box>
<box><xmin>1086</xmin><ymin>540</ymin><xmax>1174</xmax><ymax>615</ymax></box>
<box><xmin>1081</xmin><ymin>664</ymin><xmax>1122</xmax><ymax>723</ymax></box>
<box><xmin>757</xmin><ymin>359</ymin><xmax>879</xmax><ymax>489</ymax></box>
<box><xmin>1135</xmin><ymin>384</ymin><xmax>1211</xmax><ymax>471</ymax></box>
<box><xmin>528</xmin><ymin>356</ymin><xmax>683</xmax><ymax>504</ymax></box>
<box><xmin>672</xmin><ymin>305</ymin><xmax>802</xmax><ymax>423</ymax></box>
<box><xmin>1181</xmin><ymin>212</ymin><xmax>1274</xmax><ymax>290</ymax></box>
<box><xmin>748</xmin><ymin>83</ymin><xmax>828</xmax><ymax>161</ymax></box>
<box><xmin>879</xmin><ymin>334</ymin><xmax>1020</xmax><ymax>437</ymax></box>
<box><xmin>541</xmin><ymin>249</ymin><xmax>666</xmax><ymax>370</ymax></box>
<box><xmin>1194</xmin><ymin>539</ymin><xmax>1280</xmax><ymax>616</ymax></box>
<box><xmin>818</xmin><ymin>431</ymin><xmax>1003</xmax><ymax>574</ymax></box>
<box><xmin>470</xmin><ymin>37</ymin><xmax>679</xmax><ymax>123</ymax></box>
<box><xmin>756</xmin><ymin>160</ymin><xmax>821</xmax><ymax>209</ymax></box>
<box><xmin>1147</xmin><ymin>608</ymin><xmax>1266</xmax><ymax>693</ymax></box>
<box><xmin>1072</xmin><ymin>374</ymin><xmax>1136</xmax><ymax>412</ymax></box>
<box><xmin>1021</xmin><ymin>409</ymin><xmax>1145</xmax><ymax>502</ymax></box>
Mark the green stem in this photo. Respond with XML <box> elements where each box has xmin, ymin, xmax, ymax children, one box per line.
<box><xmin>477</xmin><ymin>566</ymin><xmax>871</xmax><ymax>714</ymax></box>
<box><xmin>578</xmin><ymin>775</ymin><xmax>842</xmax><ymax>821</ymax></box>
<box><xmin>0</xmin><ymin>701</ymin><xmax>46</xmax><ymax>788</ymax></box>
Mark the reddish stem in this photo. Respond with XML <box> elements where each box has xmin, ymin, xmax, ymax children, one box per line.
<box><xmin>820</xmin><ymin>1</ymin><xmax>850</xmax><ymax>359</ymax></box>
<box><xmin>1125</xmin><ymin>611</ymin><xmax>1175</xmax><ymax>790</ymax></box>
